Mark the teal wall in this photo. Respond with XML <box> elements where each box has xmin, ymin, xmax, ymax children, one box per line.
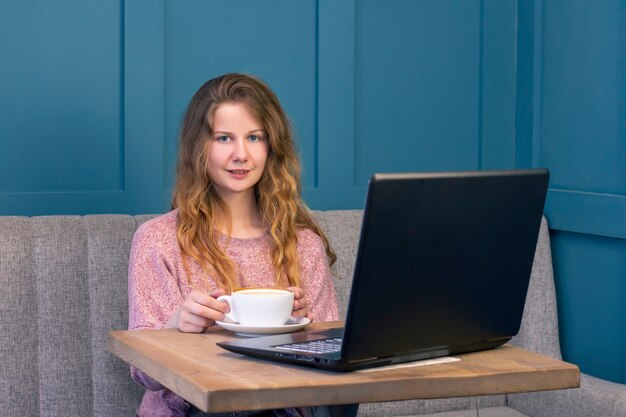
<box><xmin>536</xmin><ymin>0</ymin><xmax>626</xmax><ymax>383</ymax></box>
<box><xmin>1</xmin><ymin>1</ymin><xmax>624</xmax><ymax>383</ymax></box>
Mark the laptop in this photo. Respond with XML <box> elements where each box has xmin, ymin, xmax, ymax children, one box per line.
<box><xmin>217</xmin><ymin>168</ymin><xmax>550</xmax><ymax>371</ymax></box>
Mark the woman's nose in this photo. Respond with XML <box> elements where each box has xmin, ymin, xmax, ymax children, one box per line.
<box><xmin>233</xmin><ymin>139</ymin><xmax>249</xmax><ymax>162</ymax></box>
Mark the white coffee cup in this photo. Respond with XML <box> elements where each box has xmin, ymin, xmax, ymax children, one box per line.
<box><xmin>217</xmin><ymin>288</ymin><xmax>294</xmax><ymax>326</ymax></box>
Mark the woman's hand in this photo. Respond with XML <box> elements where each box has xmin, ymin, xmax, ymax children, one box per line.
<box><xmin>165</xmin><ymin>289</ymin><xmax>229</xmax><ymax>333</ymax></box>
<box><xmin>287</xmin><ymin>286</ymin><xmax>312</xmax><ymax>321</ymax></box>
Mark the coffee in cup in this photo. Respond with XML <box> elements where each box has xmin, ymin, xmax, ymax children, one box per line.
<box><xmin>217</xmin><ymin>288</ymin><xmax>294</xmax><ymax>326</ymax></box>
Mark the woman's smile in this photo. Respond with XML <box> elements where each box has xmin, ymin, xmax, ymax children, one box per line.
<box><xmin>227</xmin><ymin>169</ymin><xmax>252</xmax><ymax>179</ymax></box>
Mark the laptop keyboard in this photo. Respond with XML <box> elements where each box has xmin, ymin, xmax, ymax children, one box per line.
<box><xmin>274</xmin><ymin>338</ymin><xmax>343</xmax><ymax>354</ymax></box>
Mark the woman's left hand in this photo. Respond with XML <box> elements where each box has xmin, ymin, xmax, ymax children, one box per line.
<box><xmin>287</xmin><ymin>286</ymin><xmax>311</xmax><ymax>321</ymax></box>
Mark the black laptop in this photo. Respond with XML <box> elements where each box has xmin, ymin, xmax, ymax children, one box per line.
<box><xmin>217</xmin><ymin>168</ymin><xmax>550</xmax><ymax>371</ymax></box>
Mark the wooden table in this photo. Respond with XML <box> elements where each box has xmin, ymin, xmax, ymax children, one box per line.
<box><xmin>107</xmin><ymin>321</ymin><xmax>580</xmax><ymax>413</ymax></box>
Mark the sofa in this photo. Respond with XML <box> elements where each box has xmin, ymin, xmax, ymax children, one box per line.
<box><xmin>1</xmin><ymin>211</ymin><xmax>625</xmax><ymax>417</ymax></box>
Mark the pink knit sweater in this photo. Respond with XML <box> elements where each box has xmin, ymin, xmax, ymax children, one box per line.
<box><xmin>128</xmin><ymin>210</ymin><xmax>339</xmax><ymax>417</ymax></box>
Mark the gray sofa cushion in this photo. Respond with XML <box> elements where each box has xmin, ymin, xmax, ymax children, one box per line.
<box><xmin>417</xmin><ymin>406</ymin><xmax>528</xmax><ymax>417</ymax></box>
<box><xmin>32</xmin><ymin>216</ymin><xmax>93</xmax><ymax>417</ymax></box>
<box><xmin>0</xmin><ymin>216</ymin><xmax>145</xmax><ymax>417</ymax></box>
<box><xmin>509</xmin><ymin>217</ymin><xmax>561</xmax><ymax>360</ymax></box>
<box><xmin>508</xmin><ymin>373</ymin><xmax>626</xmax><ymax>417</ymax></box>
<box><xmin>357</xmin><ymin>397</ymin><xmax>506</xmax><ymax>417</ymax></box>
<box><xmin>313</xmin><ymin>210</ymin><xmax>363</xmax><ymax>318</ymax></box>
<box><xmin>0</xmin><ymin>217</ymin><xmax>39</xmax><ymax>417</ymax></box>
<box><xmin>85</xmin><ymin>215</ymin><xmax>145</xmax><ymax>417</ymax></box>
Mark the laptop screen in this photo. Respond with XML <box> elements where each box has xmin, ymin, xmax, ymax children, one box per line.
<box><xmin>341</xmin><ymin>169</ymin><xmax>549</xmax><ymax>361</ymax></box>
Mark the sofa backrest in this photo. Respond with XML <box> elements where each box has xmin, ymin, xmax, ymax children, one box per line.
<box><xmin>0</xmin><ymin>215</ymin><xmax>148</xmax><ymax>417</ymax></box>
<box><xmin>510</xmin><ymin>216</ymin><xmax>562</xmax><ymax>359</ymax></box>
<box><xmin>0</xmin><ymin>211</ymin><xmax>560</xmax><ymax>417</ymax></box>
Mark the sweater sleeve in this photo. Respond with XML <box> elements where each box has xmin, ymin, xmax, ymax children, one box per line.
<box><xmin>127</xmin><ymin>218</ymin><xmax>185</xmax><ymax>391</ymax></box>
<box><xmin>297</xmin><ymin>229</ymin><xmax>340</xmax><ymax>322</ymax></box>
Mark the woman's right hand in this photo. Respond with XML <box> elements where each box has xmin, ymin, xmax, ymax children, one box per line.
<box><xmin>165</xmin><ymin>289</ymin><xmax>229</xmax><ymax>333</ymax></box>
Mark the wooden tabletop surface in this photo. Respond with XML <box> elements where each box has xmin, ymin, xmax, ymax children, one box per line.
<box><xmin>107</xmin><ymin>321</ymin><xmax>580</xmax><ymax>413</ymax></box>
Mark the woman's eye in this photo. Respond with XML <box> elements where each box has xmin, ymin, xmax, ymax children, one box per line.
<box><xmin>216</xmin><ymin>135</ymin><xmax>230</xmax><ymax>143</ymax></box>
<box><xmin>248</xmin><ymin>135</ymin><xmax>261</xmax><ymax>142</ymax></box>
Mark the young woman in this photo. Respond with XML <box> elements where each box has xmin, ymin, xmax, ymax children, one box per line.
<box><xmin>128</xmin><ymin>73</ymin><xmax>349</xmax><ymax>417</ymax></box>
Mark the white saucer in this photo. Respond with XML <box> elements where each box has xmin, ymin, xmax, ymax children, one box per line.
<box><xmin>215</xmin><ymin>317</ymin><xmax>310</xmax><ymax>337</ymax></box>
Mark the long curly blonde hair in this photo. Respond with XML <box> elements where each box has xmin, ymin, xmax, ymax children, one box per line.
<box><xmin>172</xmin><ymin>73</ymin><xmax>336</xmax><ymax>292</ymax></box>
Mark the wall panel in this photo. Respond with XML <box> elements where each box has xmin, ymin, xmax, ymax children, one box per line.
<box><xmin>551</xmin><ymin>230</ymin><xmax>626</xmax><ymax>382</ymax></box>
<box><xmin>312</xmin><ymin>0</ymin><xmax>358</xmax><ymax>209</ymax></box>
<box><xmin>313</xmin><ymin>0</ymin><xmax>519</xmax><ymax>209</ymax></box>
<box><xmin>0</xmin><ymin>0</ymin><xmax>123</xmax><ymax>198</ymax></box>
<box><xmin>540</xmin><ymin>1</ymin><xmax>626</xmax><ymax>195</ymax></box>
<box><xmin>354</xmin><ymin>0</ymin><xmax>481</xmax><ymax>185</ymax></box>
<box><xmin>533</xmin><ymin>0</ymin><xmax>626</xmax><ymax>382</ymax></box>
<box><xmin>124</xmin><ymin>0</ymin><xmax>166</xmax><ymax>213</ymax></box>
<box><xmin>480</xmin><ymin>0</ymin><xmax>518</xmax><ymax>169</ymax></box>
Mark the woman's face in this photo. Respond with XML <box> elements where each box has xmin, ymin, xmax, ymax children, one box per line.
<box><xmin>206</xmin><ymin>102</ymin><xmax>269</xmax><ymax>200</ymax></box>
